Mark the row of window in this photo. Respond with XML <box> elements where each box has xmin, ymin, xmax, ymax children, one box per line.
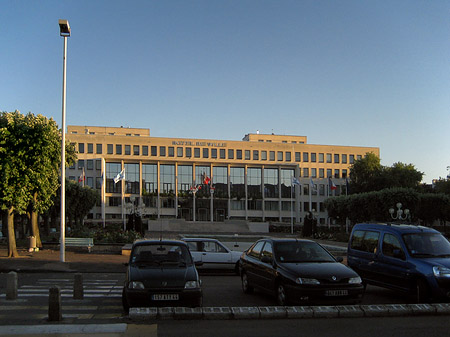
<box><xmin>73</xmin><ymin>159</ymin><xmax>348</xmax><ymax>179</ymax></box>
<box><xmin>77</xmin><ymin>142</ymin><xmax>363</xmax><ymax>164</ymax></box>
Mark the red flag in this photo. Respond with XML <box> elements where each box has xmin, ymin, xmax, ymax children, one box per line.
<box><xmin>329</xmin><ymin>177</ymin><xmax>337</xmax><ymax>190</ymax></box>
<box><xmin>204</xmin><ymin>176</ymin><xmax>211</xmax><ymax>185</ymax></box>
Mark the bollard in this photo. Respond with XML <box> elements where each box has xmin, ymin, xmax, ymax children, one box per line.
<box><xmin>48</xmin><ymin>286</ymin><xmax>62</xmax><ymax>321</ymax></box>
<box><xmin>73</xmin><ymin>273</ymin><xmax>84</xmax><ymax>300</ymax></box>
<box><xmin>6</xmin><ymin>271</ymin><xmax>18</xmax><ymax>300</ymax></box>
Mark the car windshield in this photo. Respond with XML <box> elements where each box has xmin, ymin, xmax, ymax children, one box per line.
<box><xmin>403</xmin><ymin>233</ymin><xmax>450</xmax><ymax>257</ymax></box>
<box><xmin>274</xmin><ymin>241</ymin><xmax>335</xmax><ymax>263</ymax></box>
<box><xmin>130</xmin><ymin>243</ymin><xmax>193</xmax><ymax>266</ymax></box>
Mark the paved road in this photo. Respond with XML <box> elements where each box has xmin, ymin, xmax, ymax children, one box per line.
<box><xmin>0</xmin><ymin>272</ymin><xmax>418</xmax><ymax>326</ymax></box>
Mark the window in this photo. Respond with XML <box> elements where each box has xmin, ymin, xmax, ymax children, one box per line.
<box><xmin>226</xmin><ymin>149</ymin><xmax>232</xmax><ymax>159</ymax></box>
<box><xmin>203</xmin><ymin>148</ymin><xmax>209</xmax><ymax>158</ymax></box>
<box><xmin>326</xmin><ymin>153</ymin><xmax>332</xmax><ymax>163</ymax></box>
<box><xmin>245</xmin><ymin>150</ymin><xmax>250</xmax><ymax>160</ymax></box>
<box><xmin>107</xmin><ymin>144</ymin><xmax>113</xmax><ymax>154</ymax></box>
<box><xmin>342</xmin><ymin>154</ymin><xmax>347</xmax><ymax>164</ymax></box>
<box><xmin>327</xmin><ymin>169</ymin><xmax>332</xmax><ymax>178</ymax></box>
<box><xmin>285</xmin><ymin>152</ymin><xmax>291</xmax><ymax>162</ymax></box>
<box><xmin>125</xmin><ymin>163</ymin><xmax>140</xmax><ymax>194</ymax></box>
<box><xmin>142</xmin><ymin>146</ymin><xmax>148</xmax><ymax>156</ymax></box>
<box><xmin>78</xmin><ymin>143</ymin><xmax>85</xmax><ymax>153</ymax></box>
<box><xmin>151</xmin><ymin>146</ymin><xmax>157</xmax><ymax>156</ymax></box>
<box><xmin>249</xmin><ymin>241</ymin><xmax>264</xmax><ymax>259</ymax></box>
<box><xmin>264</xmin><ymin>168</ymin><xmax>278</xmax><ymax>198</ymax></box>
<box><xmin>96</xmin><ymin>144</ymin><xmax>102</xmax><ymax>154</ymax></box>
<box><xmin>168</xmin><ymin>147</ymin><xmax>174</xmax><ymax>157</ymax></box>
<box><xmin>96</xmin><ymin>159</ymin><xmax>101</xmax><ymax>170</ymax></box>
<box><xmin>311</xmin><ymin>168</ymin><xmax>317</xmax><ymax>178</ymax></box>
<box><xmin>186</xmin><ymin>147</ymin><xmax>192</xmax><ymax>157</ymax></box>
<box><xmin>277</xmin><ymin>152</ymin><xmax>283</xmax><ymax>161</ymax></box>
<box><xmin>334</xmin><ymin>154</ymin><xmax>340</xmax><ymax>163</ymax></box>
<box><xmin>160</xmin><ymin>146</ymin><xmax>166</xmax><ymax>157</ymax></box>
<box><xmin>350</xmin><ymin>230</ymin><xmax>380</xmax><ymax>254</ymax></box>
<box><xmin>357</xmin><ymin>155</ymin><xmax>362</xmax><ymax>160</ymax></box>
<box><xmin>311</xmin><ymin>153</ymin><xmax>316</xmax><ymax>162</ymax></box>
<box><xmin>125</xmin><ymin>145</ymin><xmax>131</xmax><ymax>155</ymax></box>
<box><xmin>86</xmin><ymin>143</ymin><xmax>93</xmax><ymax>154</ymax></box>
<box><xmin>319</xmin><ymin>168</ymin><xmax>324</xmax><ymax>178</ymax></box>
<box><xmin>194</xmin><ymin>148</ymin><xmax>200</xmax><ymax>158</ymax></box>
<box><xmin>349</xmin><ymin>155</ymin><xmax>355</xmax><ymax>164</ymax></box>
<box><xmin>177</xmin><ymin>147</ymin><xmax>183</xmax><ymax>157</ymax></box>
<box><xmin>116</xmin><ymin>144</ymin><xmax>122</xmax><ymax>155</ymax></box>
<box><xmin>253</xmin><ymin>150</ymin><xmax>259</xmax><ymax>160</ymax></box>
<box><xmin>264</xmin><ymin>201</ymin><xmax>279</xmax><ymax>211</ymax></box>
<box><xmin>295</xmin><ymin>152</ymin><xmax>301</xmax><ymax>162</ymax></box>
<box><xmin>86</xmin><ymin>177</ymin><xmax>94</xmax><ymax>188</ymax></box>
<box><xmin>382</xmin><ymin>234</ymin><xmax>405</xmax><ymax>260</ymax></box>
<box><xmin>78</xmin><ymin>160</ymin><xmax>85</xmax><ymax>169</ymax></box>
<box><xmin>261</xmin><ymin>242</ymin><xmax>273</xmax><ymax>260</ymax></box>
<box><xmin>319</xmin><ymin>153</ymin><xmax>324</xmax><ymax>163</ymax></box>
<box><xmin>303</xmin><ymin>152</ymin><xmax>309</xmax><ymax>162</ymax></box>
<box><xmin>303</xmin><ymin>168</ymin><xmax>309</xmax><ymax>178</ymax></box>
<box><xmin>236</xmin><ymin>150</ymin><xmax>242</xmax><ymax>160</ymax></box>
<box><xmin>87</xmin><ymin>160</ymin><xmax>94</xmax><ymax>170</ymax></box>
<box><xmin>211</xmin><ymin>148</ymin><xmax>217</xmax><ymax>158</ymax></box>
<box><xmin>342</xmin><ymin>169</ymin><xmax>348</xmax><ymax>178</ymax></box>
<box><xmin>261</xmin><ymin>151</ymin><xmax>267</xmax><ymax>160</ymax></box>
<box><xmin>334</xmin><ymin>169</ymin><xmax>340</xmax><ymax>178</ymax></box>
<box><xmin>133</xmin><ymin>145</ymin><xmax>140</xmax><ymax>155</ymax></box>
<box><xmin>269</xmin><ymin>151</ymin><xmax>275</xmax><ymax>161</ymax></box>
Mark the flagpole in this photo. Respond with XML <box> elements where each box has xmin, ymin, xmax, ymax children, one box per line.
<box><xmin>309</xmin><ymin>181</ymin><xmax>312</xmax><ymax>214</ymax></box>
<box><xmin>210</xmin><ymin>184</ymin><xmax>214</xmax><ymax>223</ymax></box>
<box><xmin>193</xmin><ymin>189</ymin><xmax>196</xmax><ymax>222</ymax></box>
<box><xmin>290</xmin><ymin>180</ymin><xmax>293</xmax><ymax>234</ymax></box>
<box><xmin>101</xmin><ymin>158</ymin><xmax>105</xmax><ymax>228</ymax></box>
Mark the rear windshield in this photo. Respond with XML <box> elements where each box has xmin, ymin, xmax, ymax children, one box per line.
<box><xmin>274</xmin><ymin>241</ymin><xmax>335</xmax><ymax>263</ymax></box>
<box><xmin>403</xmin><ymin>233</ymin><xmax>450</xmax><ymax>257</ymax></box>
<box><xmin>131</xmin><ymin>243</ymin><xmax>193</xmax><ymax>265</ymax></box>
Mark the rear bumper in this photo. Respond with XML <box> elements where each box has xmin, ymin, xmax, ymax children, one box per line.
<box><xmin>124</xmin><ymin>287</ymin><xmax>202</xmax><ymax>307</ymax></box>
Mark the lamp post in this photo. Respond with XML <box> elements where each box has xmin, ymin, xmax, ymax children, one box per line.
<box><xmin>59</xmin><ymin>19</ymin><xmax>70</xmax><ymax>263</ymax></box>
<box><xmin>389</xmin><ymin>202</ymin><xmax>410</xmax><ymax>221</ymax></box>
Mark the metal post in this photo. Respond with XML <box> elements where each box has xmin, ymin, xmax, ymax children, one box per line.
<box><xmin>60</xmin><ymin>34</ymin><xmax>67</xmax><ymax>263</ymax></box>
<box><xmin>193</xmin><ymin>191</ymin><xmax>196</xmax><ymax>222</ymax></box>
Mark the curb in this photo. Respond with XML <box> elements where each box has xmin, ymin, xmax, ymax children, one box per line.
<box><xmin>129</xmin><ymin>303</ymin><xmax>450</xmax><ymax>320</ymax></box>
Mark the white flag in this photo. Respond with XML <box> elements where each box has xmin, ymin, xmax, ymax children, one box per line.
<box><xmin>292</xmin><ymin>176</ymin><xmax>300</xmax><ymax>186</ymax></box>
<box><xmin>114</xmin><ymin>169</ymin><xmax>125</xmax><ymax>184</ymax></box>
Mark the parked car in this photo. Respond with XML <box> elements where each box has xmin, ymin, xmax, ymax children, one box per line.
<box><xmin>239</xmin><ymin>238</ymin><xmax>364</xmax><ymax>305</ymax></box>
<box><xmin>347</xmin><ymin>223</ymin><xmax>450</xmax><ymax>302</ymax></box>
<box><xmin>122</xmin><ymin>240</ymin><xmax>202</xmax><ymax>313</ymax></box>
<box><xmin>182</xmin><ymin>238</ymin><xmax>242</xmax><ymax>274</ymax></box>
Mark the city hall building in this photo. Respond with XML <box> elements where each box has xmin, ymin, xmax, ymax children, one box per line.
<box><xmin>65</xmin><ymin>125</ymin><xmax>379</xmax><ymax>226</ymax></box>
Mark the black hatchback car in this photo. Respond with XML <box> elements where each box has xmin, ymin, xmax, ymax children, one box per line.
<box><xmin>122</xmin><ymin>240</ymin><xmax>202</xmax><ymax>313</ymax></box>
<box><xmin>240</xmin><ymin>238</ymin><xmax>364</xmax><ymax>305</ymax></box>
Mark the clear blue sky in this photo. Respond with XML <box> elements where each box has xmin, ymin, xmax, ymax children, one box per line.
<box><xmin>1</xmin><ymin>1</ymin><xmax>449</xmax><ymax>183</ymax></box>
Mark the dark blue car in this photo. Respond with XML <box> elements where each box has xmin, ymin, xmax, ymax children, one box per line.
<box><xmin>347</xmin><ymin>223</ymin><xmax>450</xmax><ymax>302</ymax></box>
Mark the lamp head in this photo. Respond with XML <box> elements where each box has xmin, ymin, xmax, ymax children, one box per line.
<box><xmin>59</xmin><ymin>19</ymin><xmax>71</xmax><ymax>37</ymax></box>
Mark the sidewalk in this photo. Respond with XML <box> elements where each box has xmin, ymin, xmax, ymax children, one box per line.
<box><xmin>0</xmin><ymin>248</ymin><xmax>128</xmax><ymax>273</ymax></box>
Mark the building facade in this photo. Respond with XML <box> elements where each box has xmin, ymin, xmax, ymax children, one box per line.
<box><xmin>65</xmin><ymin>126</ymin><xmax>380</xmax><ymax>225</ymax></box>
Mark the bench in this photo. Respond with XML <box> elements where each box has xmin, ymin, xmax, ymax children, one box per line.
<box><xmin>62</xmin><ymin>238</ymin><xmax>94</xmax><ymax>252</ymax></box>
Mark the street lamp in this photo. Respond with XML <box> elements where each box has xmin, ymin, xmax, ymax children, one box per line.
<box><xmin>59</xmin><ymin>19</ymin><xmax>70</xmax><ymax>262</ymax></box>
<box><xmin>389</xmin><ymin>202</ymin><xmax>410</xmax><ymax>221</ymax></box>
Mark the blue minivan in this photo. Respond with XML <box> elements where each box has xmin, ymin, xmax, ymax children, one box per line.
<box><xmin>347</xmin><ymin>223</ymin><xmax>450</xmax><ymax>302</ymax></box>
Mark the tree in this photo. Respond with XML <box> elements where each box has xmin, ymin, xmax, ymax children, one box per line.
<box><xmin>0</xmin><ymin>111</ymin><xmax>74</xmax><ymax>257</ymax></box>
<box><xmin>0</xmin><ymin>111</ymin><xmax>35</xmax><ymax>257</ymax></box>
<box><xmin>434</xmin><ymin>178</ymin><xmax>450</xmax><ymax>196</ymax></box>
<box><xmin>348</xmin><ymin>153</ymin><xmax>423</xmax><ymax>194</ymax></box>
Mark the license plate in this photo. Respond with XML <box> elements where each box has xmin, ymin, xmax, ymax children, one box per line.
<box><xmin>325</xmin><ymin>290</ymin><xmax>348</xmax><ymax>297</ymax></box>
<box><xmin>152</xmin><ymin>294</ymin><xmax>179</xmax><ymax>301</ymax></box>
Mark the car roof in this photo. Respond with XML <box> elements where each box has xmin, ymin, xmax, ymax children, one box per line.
<box><xmin>353</xmin><ymin>223</ymin><xmax>439</xmax><ymax>234</ymax></box>
<box><xmin>182</xmin><ymin>238</ymin><xmax>219</xmax><ymax>242</ymax></box>
<box><xmin>132</xmin><ymin>239</ymin><xmax>188</xmax><ymax>247</ymax></box>
<box><xmin>258</xmin><ymin>238</ymin><xmax>316</xmax><ymax>244</ymax></box>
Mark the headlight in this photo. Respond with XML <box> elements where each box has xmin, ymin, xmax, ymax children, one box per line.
<box><xmin>433</xmin><ymin>266</ymin><xmax>450</xmax><ymax>278</ymax></box>
<box><xmin>185</xmin><ymin>280</ymin><xmax>200</xmax><ymax>289</ymax></box>
<box><xmin>348</xmin><ymin>276</ymin><xmax>362</xmax><ymax>284</ymax></box>
<box><xmin>296</xmin><ymin>278</ymin><xmax>320</xmax><ymax>285</ymax></box>
<box><xmin>128</xmin><ymin>281</ymin><xmax>144</xmax><ymax>289</ymax></box>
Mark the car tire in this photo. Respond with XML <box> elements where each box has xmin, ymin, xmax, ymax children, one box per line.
<box><xmin>241</xmin><ymin>272</ymin><xmax>254</xmax><ymax>294</ymax></box>
<box><xmin>122</xmin><ymin>288</ymin><xmax>130</xmax><ymax>314</ymax></box>
<box><xmin>276</xmin><ymin>283</ymin><xmax>288</xmax><ymax>306</ymax></box>
<box><xmin>415</xmin><ymin>279</ymin><xmax>430</xmax><ymax>303</ymax></box>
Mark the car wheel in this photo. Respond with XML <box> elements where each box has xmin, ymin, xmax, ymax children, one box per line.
<box><xmin>122</xmin><ymin>288</ymin><xmax>130</xmax><ymax>314</ymax></box>
<box><xmin>241</xmin><ymin>272</ymin><xmax>254</xmax><ymax>294</ymax></box>
<box><xmin>276</xmin><ymin>283</ymin><xmax>288</xmax><ymax>306</ymax></box>
<box><xmin>416</xmin><ymin>279</ymin><xmax>430</xmax><ymax>303</ymax></box>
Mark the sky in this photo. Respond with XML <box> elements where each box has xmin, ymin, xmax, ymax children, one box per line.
<box><xmin>1</xmin><ymin>1</ymin><xmax>449</xmax><ymax>183</ymax></box>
